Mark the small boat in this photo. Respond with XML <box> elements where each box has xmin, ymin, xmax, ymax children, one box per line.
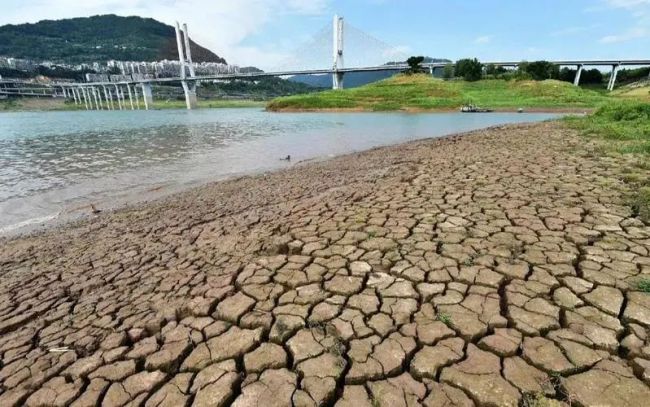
<box><xmin>460</xmin><ymin>104</ymin><xmax>493</xmax><ymax>113</ymax></box>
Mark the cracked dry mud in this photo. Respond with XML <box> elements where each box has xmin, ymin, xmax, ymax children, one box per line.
<box><xmin>1</xmin><ymin>121</ymin><xmax>650</xmax><ymax>407</ymax></box>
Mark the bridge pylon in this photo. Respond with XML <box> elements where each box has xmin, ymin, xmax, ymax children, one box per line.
<box><xmin>332</xmin><ymin>15</ymin><xmax>344</xmax><ymax>90</ymax></box>
<box><xmin>175</xmin><ymin>22</ymin><xmax>198</xmax><ymax>109</ymax></box>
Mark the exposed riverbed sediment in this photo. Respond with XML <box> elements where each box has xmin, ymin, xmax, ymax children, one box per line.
<box><xmin>1</xmin><ymin>121</ymin><xmax>649</xmax><ymax>406</ymax></box>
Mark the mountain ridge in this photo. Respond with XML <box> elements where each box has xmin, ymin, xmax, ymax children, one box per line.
<box><xmin>0</xmin><ymin>15</ymin><xmax>226</xmax><ymax>64</ymax></box>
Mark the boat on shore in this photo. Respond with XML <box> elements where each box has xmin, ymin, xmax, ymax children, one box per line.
<box><xmin>460</xmin><ymin>104</ymin><xmax>493</xmax><ymax>113</ymax></box>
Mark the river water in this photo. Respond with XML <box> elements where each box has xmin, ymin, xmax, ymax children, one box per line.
<box><xmin>0</xmin><ymin>108</ymin><xmax>559</xmax><ymax>234</ymax></box>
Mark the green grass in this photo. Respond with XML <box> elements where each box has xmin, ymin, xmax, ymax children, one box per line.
<box><xmin>437</xmin><ymin>312</ymin><xmax>452</xmax><ymax>327</ymax></box>
<box><xmin>565</xmin><ymin>101</ymin><xmax>650</xmax><ymax>156</ymax></box>
<box><xmin>566</xmin><ymin>102</ymin><xmax>650</xmax><ymax>224</ymax></box>
<box><xmin>637</xmin><ymin>278</ymin><xmax>650</xmax><ymax>293</ymax></box>
<box><xmin>267</xmin><ymin>74</ymin><xmax>612</xmax><ymax>111</ymax></box>
<box><xmin>0</xmin><ymin>98</ymin><xmax>86</xmax><ymax>112</ymax></box>
<box><xmin>152</xmin><ymin>99</ymin><xmax>266</xmax><ymax>109</ymax></box>
<box><xmin>0</xmin><ymin>98</ymin><xmax>266</xmax><ymax>112</ymax></box>
<box><xmin>630</xmin><ymin>187</ymin><xmax>650</xmax><ymax>224</ymax></box>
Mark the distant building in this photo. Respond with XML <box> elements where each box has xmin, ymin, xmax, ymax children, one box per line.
<box><xmin>0</xmin><ymin>56</ymin><xmax>240</xmax><ymax>82</ymax></box>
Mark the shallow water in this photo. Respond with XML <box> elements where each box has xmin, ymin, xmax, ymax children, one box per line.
<box><xmin>0</xmin><ymin>108</ymin><xmax>559</xmax><ymax>234</ymax></box>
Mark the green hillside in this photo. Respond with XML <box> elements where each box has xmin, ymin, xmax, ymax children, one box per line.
<box><xmin>0</xmin><ymin>15</ymin><xmax>225</xmax><ymax>64</ymax></box>
<box><xmin>268</xmin><ymin>74</ymin><xmax>612</xmax><ymax>111</ymax></box>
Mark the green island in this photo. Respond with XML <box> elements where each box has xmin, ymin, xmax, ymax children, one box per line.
<box><xmin>266</xmin><ymin>73</ymin><xmax>650</xmax><ymax>112</ymax></box>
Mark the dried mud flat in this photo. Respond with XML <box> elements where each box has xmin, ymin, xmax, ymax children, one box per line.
<box><xmin>1</xmin><ymin>121</ymin><xmax>650</xmax><ymax>407</ymax></box>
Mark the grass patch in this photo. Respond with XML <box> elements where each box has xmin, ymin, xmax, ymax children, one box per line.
<box><xmin>0</xmin><ymin>98</ymin><xmax>86</xmax><ymax>112</ymax></box>
<box><xmin>152</xmin><ymin>99</ymin><xmax>265</xmax><ymax>109</ymax></box>
<box><xmin>267</xmin><ymin>74</ymin><xmax>612</xmax><ymax>111</ymax></box>
<box><xmin>566</xmin><ymin>102</ymin><xmax>650</xmax><ymax>224</ymax></box>
<box><xmin>565</xmin><ymin>101</ymin><xmax>650</xmax><ymax>156</ymax></box>
<box><xmin>629</xmin><ymin>187</ymin><xmax>650</xmax><ymax>223</ymax></box>
<box><xmin>637</xmin><ymin>278</ymin><xmax>650</xmax><ymax>293</ymax></box>
<box><xmin>437</xmin><ymin>312</ymin><xmax>452</xmax><ymax>327</ymax></box>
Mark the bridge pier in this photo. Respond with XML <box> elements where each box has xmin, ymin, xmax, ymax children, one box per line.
<box><xmin>333</xmin><ymin>73</ymin><xmax>344</xmax><ymax>90</ymax></box>
<box><xmin>102</xmin><ymin>86</ymin><xmax>112</xmax><ymax>110</ymax></box>
<box><xmin>82</xmin><ymin>87</ymin><xmax>90</xmax><ymax>110</ymax></box>
<box><xmin>573</xmin><ymin>65</ymin><xmax>583</xmax><ymax>86</ymax></box>
<box><xmin>71</xmin><ymin>88</ymin><xmax>79</xmax><ymax>105</ymax></box>
<box><xmin>126</xmin><ymin>85</ymin><xmax>135</xmax><ymax>110</ymax></box>
<box><xmin>95</xmin><ymin>87</ymin><xmax>104</xmax><ymax>110</ymax></box>
<box><xmin>607</xmin><ymin>64</ymin><xmax>620</xmax><ymax>91</ymax></box>
<box><xmin>141</xmin><ymin>83</ymin><xmax>153</xmax><ymax>110</ymax></box>
<box><xmin>181</xmin><ymin>81</ymin><xmax>198</xmax><ymax>109</ymax></box>
<box><xmin>133</xmin><ymin>85</ymin><xmax>141</xmax><ymax>109</ymax></box>
<box><xmin>114</xmin><ymin>85</ymin><xmax>123</xmax><ymax>110</ymax></box>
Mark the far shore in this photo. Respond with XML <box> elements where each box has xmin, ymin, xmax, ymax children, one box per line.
<box><xmin>0</xmin><ymin>97</ymin><xmax>266</xmax><ymax>112</ymax></box>
<box><xmin>264</xmin><ymin>106</ymin><xmax>593</xmax><ymax>114</ymax></box>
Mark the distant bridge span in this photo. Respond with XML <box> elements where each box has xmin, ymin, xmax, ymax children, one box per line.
<box><xmin>51</xmin><ymin>59</ymin><xmax>650</xmax><ymax>85</ymax></box>
<box><xmin>1</xmin><ymin>14</ymin><xmax>648</xmax><ymax>110</ymax></box>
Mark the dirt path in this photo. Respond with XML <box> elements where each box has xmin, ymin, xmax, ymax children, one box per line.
<box><xmin>1</xmin><ymin>121</ymin><xmax>649</xmax><ymax>406</ymax></box>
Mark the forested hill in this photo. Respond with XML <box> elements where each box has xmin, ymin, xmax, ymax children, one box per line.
<box><xmin>0</xmin><ymin>15</ymin><xmax>226</xmax><ymax>64</ymax></box>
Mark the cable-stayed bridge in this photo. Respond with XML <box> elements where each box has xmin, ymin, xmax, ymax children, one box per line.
<box><xmin>1</xmin><ymin>15</ymin><xmax>649</xmax><ymax>110</ymax></box>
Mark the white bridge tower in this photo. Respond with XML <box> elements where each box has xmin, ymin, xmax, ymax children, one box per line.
<box><xmin>332</xmin><ymin>15</ymin><xmax>344</xmax><ymax>90</ymax></box>
<box><xmin>175</xmin><ymin>22</ymin><xmax>198</xmax><ymax>109</ymax></box>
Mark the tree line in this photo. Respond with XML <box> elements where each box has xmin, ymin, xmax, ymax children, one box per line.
<box><xmin>405</xmin><ymin>56</ymin><xmax>649</xmax><ymax>86</ymax></box>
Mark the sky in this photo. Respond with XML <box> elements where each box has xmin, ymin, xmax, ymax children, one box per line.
<box><xmin>1</xmin><ymin>0</ymin><xmax>648</xmax><ymax>70</ymax></box>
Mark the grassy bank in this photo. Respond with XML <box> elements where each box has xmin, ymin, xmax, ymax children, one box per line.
<box><xmin>0</xmin><ymin>98</ymin><xmax>86</xmax><ymax>112</ymax></box>
<box><xmin>0</xmin><ymin>97</ymin><xmax>266</xmax><ymax>112</ymax></box>
<box><xmin>267</xmin><ymin>74</ymin><xmax>612</xmax><ymax>111</ymax></box>
<box><xmin>566</xmin><ymin>101</ymin><xmax>650</xmax><ymax>155</ymax></box>
<box><xmin>566</xmin><ymin>101</ymin><xmax>650</xmax><ymax>222</ymax></box>
<box><xmin>612</xmin><ymin>83</ymin><xmax>650</xmax><ymax>102</ymax></box>
<box><xmin>151</xmin><ymin>99</ymin><xmax>266</xmax><ymax>109</ymax></box>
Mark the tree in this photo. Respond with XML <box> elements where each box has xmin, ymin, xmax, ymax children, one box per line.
<box><xmin>582</xmin><ymin>69</ymin><xmax>603</xmax><ymax>84</ymax></box>
<box><xmin>405</xmin><ymin>56</ymin><xmax>425</xmax><ymax>74</ymax></box>
<box><xmin>455</xmin><ymin>58</ymin><xmax>483</xmax><ymax>81</ymax></box>
<box><xmin>442</xmin><ymin>63</ymin><xmax>454</xmax><ymax>79</ymax></box>
<box><xmin>107</xmin><ymin>66</ymin><xmax>122</xmax><ymax>75</ymax></box>
<box><xmin>485</xmin><ymin>64</ymin><xmax>507</xmax><ymax>77</ymax></box>
<box><xmin>521</xmin><ymin>61</ymin><xmax>559</xmax><ymax>80</ymax></box>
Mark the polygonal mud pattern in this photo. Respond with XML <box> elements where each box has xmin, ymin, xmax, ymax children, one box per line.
<box><xmin>1</xmin><ymin>122</ymin><xmax>650</xmax><ymax>406</ymax></box>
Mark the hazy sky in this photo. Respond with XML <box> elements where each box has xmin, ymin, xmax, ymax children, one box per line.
<box><xmin>1</xmin><ymin>0</ymin><xmax>648</xmax><ymax>69</ymax></box>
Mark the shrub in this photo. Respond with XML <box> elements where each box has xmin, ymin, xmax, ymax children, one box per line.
<box><xmin>559</xmin><ymin>68</ymin><xmax>603</xmax><ymax>84</ymax></box>
<box><xmin>405</xmin><ymin>56</ymin><xmax>426</xmax><ymax>75</ymax></box>
<box><xmin>442</xmin><ymin>63</ymin><xmax>454</xmax><ymax>79</ymax></box>
<box><xmin>521</xmin><ymin>60</ymin><xmax>560</xmax><ymax>80</ymax></box>
<box><xmin>455</xmin><ymin>58</ymin><xmax>483</xmax><ymax>81</ymax></box>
